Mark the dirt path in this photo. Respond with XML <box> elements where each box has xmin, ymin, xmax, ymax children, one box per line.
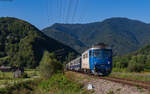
<box><xmin>66</xmin><ymin>71</ymin><xmax>150</xmax><ymax>94</ymax></box>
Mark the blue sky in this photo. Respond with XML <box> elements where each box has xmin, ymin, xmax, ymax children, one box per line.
<box><xmin>0</xmin><ymin>0</ymin><xmax>150</xmax><ymax>29</ymax></box>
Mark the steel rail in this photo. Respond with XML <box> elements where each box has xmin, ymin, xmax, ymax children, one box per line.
<box><xmin>69</xmin><ymin>71</ymin><xmax>150</xmax><ymax>89</ymax></box>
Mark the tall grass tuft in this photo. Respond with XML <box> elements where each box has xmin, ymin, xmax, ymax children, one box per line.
<box><xmin>38</xmin><ymin>73</ymin><xmax>91</xmax><ymax>94</ymax></box>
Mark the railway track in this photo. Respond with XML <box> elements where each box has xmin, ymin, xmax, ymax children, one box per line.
<box><xmin>99</xmin><ymin>77</ymin><xmax>150</xmax><ymax>89</ymax></box>
<box><xmin>71</xmin><ymin>71</ymin><xmax>150</xmax><ymax>89</ymax></box>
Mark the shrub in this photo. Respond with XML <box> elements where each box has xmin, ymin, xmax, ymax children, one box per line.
<box><xmin>127</xmin><ymin>62</ymin><xmax>144</xmax><ymax>72</ymax></box>
<box><xmin>0</xmin><ymin>80</ymin><xmax>39</xmax><ymax>94</ymax></box>
<box><xmin>39</xmin><ymin>51</ymin><xmax>63</xmax><ymax>80</ymax></box>
<box><xmin>21</xmin><ymin>72</ymin><xmax>28</xmax><ymax>78</ymax></box>
<box><xmin>38</xmin><ymin>74</ymin><xmax>87</xmax><ymax>94</ymax></box>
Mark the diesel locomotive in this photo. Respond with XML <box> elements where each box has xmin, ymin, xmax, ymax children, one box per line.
<box><xmin>66</xmin><ymin>43</ymin><xmax>112</xmax><ymax>76</ymax></box>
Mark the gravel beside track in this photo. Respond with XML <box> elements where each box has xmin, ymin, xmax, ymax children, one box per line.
<box><xmin>68</xmin><ymin>71</ymin><xmax>150</xmax><ymax>94</ymax></box>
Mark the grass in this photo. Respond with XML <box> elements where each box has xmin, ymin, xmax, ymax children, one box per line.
<box><xmin>0</xmin><ymin>71</ymin><xmax>91</xmax><ymax>94</ymax></box>
<box><xmin>0</xmin><ymin>69</ymin><xmax>39</xmax><ymax>80</ymax></box>
<box><xmin>0</xmin><ymin>56</ymin><xmax>9</xmax><ymax>61</ymax></box>
<box><xmin>112</xmin><ymin>68</ymin><xmax>127</xmax><ymax>72</ymax></box>
<box><xmin>109</xmin><ymin>72</ymin><xmax>150</xmax><ymax>81</ymax></box>
<box><xmin>0</xmin><ymin>79</ymin><xmax>39</xmax><ymax>94</ymax></box>
<box><xmin>0</xmin><ymin>69</ymin><xmax>39</xmax><ymax>86</ymax></box>
<box><xmin>25</xmin><ymin>69</ymin><xmax>39</xmax><ymax>77</ymax></box>
<box><xmin>107</xmin><ymin>90</ymin><xmax>115</xmax><ymax>94</ymax></box>
<box><xmin>38</xmin><ymin>73</ymin><xmax>92</xmax><ymax>94</ymax></box>
<box><xmin>137</xmin><ymin>87</ymin><xmax>144</xmax><ymax>93</ymax></box>
<box><xmin>0</xmin><ymin>71</ymin><xmax>13</xmax><ymax>79</ymax></box>
<box><xmin>116</xmin><ymin>88</ymin><xmax>121</xmax><ymax>92</ymax></box>
<box><xmin>0</xmin><ymin>69</ymin><xmax>40</xmax><ymax>94</ymax></box>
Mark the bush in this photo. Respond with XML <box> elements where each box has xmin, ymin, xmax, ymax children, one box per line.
<box><xmin>127</xmin><ymin>63</ymin><xmax>144</xmax><ymax>72</ymax></box>
<box><xmin>21</xmin><ymin>72</ymin><xmax>28</xmax><ymax>78</ymax></box>
<box><xmin>38</xmin><ymin>74</ymin><xmax>87</xmax><ymax>94</ymax></box>
<box><xmin>112</xmin><ymin>68</ymin><xmax>127</xmax><ymax>72</ymax></box>
<box><xmin>39</xmin><ymin>51</ymin><xmax>63</xmax><ymax>80</ymax></box>
<box><xmin>0</xmin><ymin>80</ymin><xmax>38</xmax><ymax>94</ymax></box>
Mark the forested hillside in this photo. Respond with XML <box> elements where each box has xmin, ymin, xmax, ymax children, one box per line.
<box><xmin>43</xmin><ymin>17</ymin><xmax>150</xmax><ymax>55</ymax></box>
<box><xmin>113</xmin><ymin>43</ymin><xmax>150</xmax><ymax>72</ymax></box>
<box><xmin>0</xmin><ymin>17</ymin><xmax>77</xmax><ymax>68</ymax></box>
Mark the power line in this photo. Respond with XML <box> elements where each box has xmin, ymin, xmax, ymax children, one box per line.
<box><xmin>62</xmin><ymin>0</ymin><xmax>67</xmax><ymax>23</ymax></box>
<box><xmin>79</xmin><ymin>0</ymin><xmax>91</xmax><ymax>23</ymax></box>
<box><xmin>47</xmin><ymin>0</ymin><xmax>50</xmax><ymax>24</ymax></box>
<box><xmin>47</xmin><ymin>0</ymin><xmax>54</xmax><ymax>24</ymax></box>
<box><xmin>46</xmin><ymin>0</ymin><xmax>85</xmax><ymax>24</ymax></box>
<box><xmin>56</xmin><ymin>0</ymin><xmax>59</xmax><ymax>20</ymax></box>
<box><xmin>65</xmin><ymin>0</ymin><xmax>73</xmax><ymax>23</ymax></box>
<box><xmin>59</xmin><ymin>0</ymin><xmax>62</xmax><ymax>22</ymax></box>
<box><xmin>72</xmin><ymin>0</ymin><xmax>79</xmax><ymax>22</ymax></box>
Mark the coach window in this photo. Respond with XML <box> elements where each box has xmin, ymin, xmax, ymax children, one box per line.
<box><xmin>83</xmin><ymin>55</ymin><xmax>85</xmax><ymax>59</ymax></box>
<box><xmin>86</xmin><ymin>54</ymin><xmax>88</xmax><ymax>58</ymax></box>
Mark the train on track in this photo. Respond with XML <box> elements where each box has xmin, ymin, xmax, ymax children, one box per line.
<box><xmin>66</xmin><ymin>43</ymin><xmax>112</xmax><ymax>76</ymax></box>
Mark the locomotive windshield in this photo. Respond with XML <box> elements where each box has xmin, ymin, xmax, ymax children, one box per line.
<box><xmin>93</xmin><ymin>49</ymin><xmax>112</xmax><ymax>58</ymax></box>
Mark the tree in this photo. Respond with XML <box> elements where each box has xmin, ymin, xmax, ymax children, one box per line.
<box><xmin>66</xmin><ymin>52</ymin><xmax>76</xmax><ymax>62</ymax></box>
<box><xmin>120</xmin><ymin>57</ymin><xmax>129</xmax><ymax>68</ymax></box>
<box><xmin>145</xmin><ymin>58</ymin><xmax>150</xmax><ymax>71</ymax></box>
<box><xmin>127</xmin><ymin>56</ymin><xmax>144</xmax><ymax>72</ymax></box>
<box><xmin>39</xmin><ymin>51</ymin><xmax>63</xmax><ymax>80</ymax></box>
<box><xmin>113</xmin><ymin>56</ymin><xmax>121</xmax><ymax>68</ymax></box>
<box><xmin>137</xmin><ymin>54</ymin><xmax>146</xmax><ymax>64</ymax></box>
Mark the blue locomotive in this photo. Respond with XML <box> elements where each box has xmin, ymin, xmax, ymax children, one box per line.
<box><xmin>66</xmin><ymin>43</ymin><xmax>112</xmax><ymax>76</ymax></box>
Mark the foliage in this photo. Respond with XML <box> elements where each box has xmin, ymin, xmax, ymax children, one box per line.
<box><xmin>21</xmin><ymin>72</ymin><xmax>28</xmax><ymax>78</ymax></box>
<box><xmin>0</xmin><ymin>17</ymin><xmax>77</xmax><ymax>68</ymax></box>
<box><xmin>38</xmin><ymin>73</ymin><xmax>90</xmax><ymax>94</ymax></box>
<box><xmin>0</xmin><ymin>79</ymin><xmax>39</xmax><ymax>94</ymax></box>
<box><xmin>0</xmin><ymin>69</ymin><xmax>38</xmax><ymax>80</ymax></box>
<box><xmin>127</xmin><ymin>62</ymin><xmax>144</xmax><ymax>72</ymax></box>
<box><xmin>65</xmin><ymin>52</ymin><xmax>77</xmax><ymax>62</ymax></box>
<box><xmin>110</xmin><ymin>72</ymin><xmax>150</xmax><ymax>81</ymax></box>
<box><xmin>113</xmin><ymin>44</ymin><xmax>150</xmax><ymax>72</ymax></box>
<box><xmin>39</xmin><ymin>51</ymin><xmax>63</xmax><ymax>80</ymax></box>
<box><xmin>112</xmin><ymin>68</ymin><xmax>127</xmax><ymax>72</ymax></box>
<box><xmin>0</xmin><ymin>73</ymin><xmax>90</xmax><ymax>94</ymax></box>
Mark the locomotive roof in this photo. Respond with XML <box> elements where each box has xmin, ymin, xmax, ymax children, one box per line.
<box><xmin>90</xmin><ymin>47</ymin><xmax>112</xmax><ymax>50</ymax></box>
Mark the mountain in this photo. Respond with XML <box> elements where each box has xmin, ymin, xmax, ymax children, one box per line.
<box><xmin>0</xmin><ymin>17</ymin><xmax>77</xmax><ymax>68</ymax></box>
<box><xmin>43</xmin><ymin>17</ymin><xmax>150</xmax><ymax>55</ymax></box>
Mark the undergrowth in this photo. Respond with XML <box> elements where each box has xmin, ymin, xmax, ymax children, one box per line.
<box><xmin>38</xmin><ymin>73</ymin><xmax>91</xmax><ymax>94</ymax></box>
<box><xmin>0</xmin><ymin>73</ymin><xmax>91</xmax><ymax>94</ymax></box>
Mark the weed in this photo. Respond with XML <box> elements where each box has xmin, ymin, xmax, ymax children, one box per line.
<box><xmin>137</xmin><ymin>86</ymin><xmax>144</xmax><ymax>93</ymax></box>
<box><xmin>116</xmin><ymin>88</ymin><xmax>121</xmax><ymax>92</ymax></box>
<box><xmin>107</xmin><ymin>90</ymin><xmax>115</xmax><ymax>94</ymax></box>
<box><xmin>38</xmin><ymin>73</ymin><xmax>91</xmax><ymax>94</ymax></box>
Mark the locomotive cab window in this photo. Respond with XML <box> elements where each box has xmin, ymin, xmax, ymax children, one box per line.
<box><xmin>93</xmin><ymin>49</ymin><xmax>112</xmax><ymax>58</ymax></box>
<box><xmin>93</xmin><ymin>50</ymin><xmax>103</xmax><ymax>58</ymax></box>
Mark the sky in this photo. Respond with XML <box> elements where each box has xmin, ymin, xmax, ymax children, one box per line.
<box><xmin>0</xmin><ymin>0</ymin><xmax>150</xmax><ymax>29</ymax></box>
